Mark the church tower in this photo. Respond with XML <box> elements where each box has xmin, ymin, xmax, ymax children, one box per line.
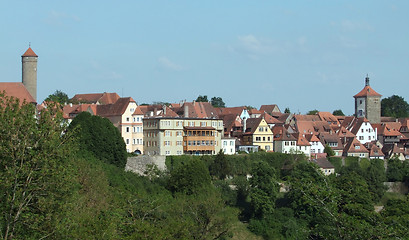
<box><xmin>353</xmin><ymin>75</ymin><xmax>381</xmax><ymax>123</ymax></box>
<box><xmin>22</xmin><ymin>46</ymin><xmax>38</xmax><ymax>102</ymax></box>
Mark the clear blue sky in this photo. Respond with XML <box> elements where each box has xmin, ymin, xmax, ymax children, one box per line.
<box><xmin>1</xmin><ymin>1</ymin><xmax>408</xmax><ymax>115</ymax></box>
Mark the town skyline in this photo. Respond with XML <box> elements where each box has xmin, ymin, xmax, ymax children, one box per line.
<box><xmin>1</xmin><ymin>1</ymin><xmax>409</xmax><ymax>115</ymax></box>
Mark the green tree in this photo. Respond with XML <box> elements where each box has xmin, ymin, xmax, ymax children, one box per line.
<box><xmin>45</xmin><ymin>89</ymin><xmax>69</xmax><ymax>105</ymax></box>
<box><xmin>195</xmin><ymin>95</ymin><xmax>208</xmax><ymax>102</ymax></box>
<box><xmin>209</xmin><ymin>150</ymin><xmax>231</xmax><ymax>180</ymax></box>
<box><xmin>211</xmin><ymin>97</ymin><xmax>226</xmax><ymax>108</ymax></box>
<box><xmin>0</xmin><ymin>93</ymin><xmax>75</xmax><ymax>239</ymax></box>
<box><xmin>332</xmin><ymin>109</ymin><xmax>345</xmax><ymax>116</ymax></box>
<box><xmin>306</xmin><ymin>109</ymin><xmax>318</xmax><ymax>115</ymax></box>
<box><xmin>381</xmin><ymin>95</ymin><xmax>409</xmax><ymax>118</ymax></box>
<box><xmin>168</xmin><ymin>159</ymin><xmax>212</xmax><ymax>195</ymax></box>
<box><xmin>324</xmin><ymin>144</ymin><xmax>335</xmax><ymax>157</ymax></box>
<box><xmin>68</xmin><ymin>112</ymin><xmax>127</xmax><ymax>168</ymax></box>
<box><xmin>248</xmin><ymin>162</ymin><xmax>279</xmax><ymax>218</ymax></box>
<box><xmin>284</xmin><ymin>107</ymin><xmax>291</xmax><ymax>114</ymax></box>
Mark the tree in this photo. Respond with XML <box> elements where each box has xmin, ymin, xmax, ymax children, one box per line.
<box><xmin>0</xmin><ymin>93</ymin><xmax>75</xmax><ymax>239</ymax></box>
<box><xmin>211</xmin><ymin>97</ymin><xmax>226</xmax><ymax>108</ymax></box>
<box><xmin>45</xmin><ymin>90</ymin><xmax>69</xmax><ymax>105</ymax></box>
<box><xmin>68</xmin><ymin>112</ymin><xmax>127</xmax><ymax>168</ymax></box>
<box><xmin>168</xmin><ymin>159</ymin><xmax>211</xmax><ymax>195</ymax></box>
<box><xmin>195</xmin><ymin>95</ymin><xmax>208</xmax><ymax>102</ymax></box>
<box><xmin>284</xmin><ymin>107</ymin><xmax>291</xmax><ymax>114</ymax></box>
<box><xmin>332</xmin><ymin>109</ymin><xmax>345</xmax><ymax>116</ymax></box>
<box><xmin>381</xmin><ymin>95</ymin><xmax>409</xmax><ymax>118</ymax></box>
<box><xmin>248</xmin><ymin>162</ymin><xmax>279</xmax><ymax>218</ymax></box>
<box><xmin>209</xmin><ymin>150</ymin><xmax>231</xmax><ymax>180</ymax></box>
<box><xmin>306</xmin><ymin>109</ymin><xmax>318</xmax><ymax>115</ymax></box>
<box><xmin>324</xmin><ymin>144</ymin><xmax>335</xmax><ymax>157</ymax></box>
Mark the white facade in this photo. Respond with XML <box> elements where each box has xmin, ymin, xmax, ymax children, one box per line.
<box><xmin>274</xmin><ymin>140</ymin><xmax>297</xmax><ymax>154</ymax></box>
<box><xmin>310</xmin><ymin>140</ymin><xmax>325</xmax><ymax>154</ymax></box>
<box><xmin>355</xmin><ymin>122</ymin><xmax>377</xmax><ymax>144</ymax></box>
<box><xmin>221</xmin><ymin>138</ymin><xmax>236</xmax><ymax>155</ymax></box>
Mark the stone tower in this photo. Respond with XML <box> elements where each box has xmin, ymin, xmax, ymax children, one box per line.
<box><xmin>22</xmin><ymin>47</ymin><xmax>38</xmax><ymax>102</ymax></box>
<box><xmin>353</xmin><ymin>76</ymin><xmax>382</xmax><ymax>123</ymax></box>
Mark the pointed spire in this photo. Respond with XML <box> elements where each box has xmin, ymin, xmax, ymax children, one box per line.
<box><xmin>365</xmin><ymin>74</ymin><xmax>370</xmax><ymax>86</ymax></box>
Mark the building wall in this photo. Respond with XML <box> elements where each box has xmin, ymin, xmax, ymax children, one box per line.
<box><xmin>22</xmin><ymin>55</ymin><xmax>38</xmax><ymax>101</ymax></box>
<box><xmin>355</xmin><ymin>97</ymin><xmax>366</xmax><ymax>118</ymax></box>
<box><xmin>366</xmin><ymin>96</ymin><xmax>381</xmax><ymax>123</ymax></box>
<box><xmin>221</xmin><ymin>138</ymin><xmax>236</xmax><ymax>155</ymax></box>
<box><xmin>131</xmin><ymin>114</ymin><xmax>144</xmax><ymax>153</ymax></box>
<box><xmin>355</xmin><ymin>122</ymin><xmax>377</xmax><ymax>144</ymax></box>
<box><xmin>143</xmin><ymin>118</ymin><xmax>223</xmax><ymax>156</ymax></box>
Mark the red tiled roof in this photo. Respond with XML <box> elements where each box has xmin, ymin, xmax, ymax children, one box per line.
<box><xmin>262</xmin><ymin>112</ymin><xmax>282</xmax><ymax>124</ymax></box>
<box><xmin>259</xmin><ymin>104</ymin><xmax>281</xmax><ymax>114</ymax></box>
<box><xmin>22</xmin><ymin>47</ymin><xmax>38</xmax><ymax>57</ymax></box>
<box><xmin>179</xmin><ymin>102</ymin><xmax>218</xmax><ymax>118</ymax></box>
<box><xmin>71</xmin><ymin>92</ymin><xmax>120</xmax><ymax>105</ymax></box>
<box><xmin>353</xmin><ymin>86</ymin><xmax>382</xmax><ymax>98</ymax></box>
<box><xmin>344</xmin><ymin>138</ymin><xmax>369</xmax><ymax>154</ymax></box>
<box><xmin>133</xmin><ymin>106</ymin><xmax>144</xmax><ymax>115</ymax></box>
<box><xmin>0</xmin><ymin>82</ymin><xmax>36</xmax><ymax>104</ymax></box>
<box><xmin>292</xmin><ymin>133</ymin><xmax>311</xmax><ymax>146</ymax></box>
<box><xmin>97</xmin><ymin>97</ymin><xmax>134</xmax><ymax>117</ymax></box>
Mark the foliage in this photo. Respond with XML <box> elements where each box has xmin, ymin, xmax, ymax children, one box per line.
<box><xmin>328</xmin><ymin>157</ymin><xmax>342</xmax><ymax>172</ymax></box>
<box><xmin>195</xmin><ymin>95</ymin><xmax>209</xmax><ymax>102</ymax></box>
<box><xmin>332</xmin><ymin>109</ymin><xmax>345</xmax><ymax>116</ymax></box>
<box><xmin>209</xmin><ymin>150</ymin><xmax>231</xmax><ymax>180</ymax></box>
<box><xmin>381</xmin><ymin>95</ymin><xmax>409</xmax><ymax>118</ymax></box>
<box><xmin>248</xmin><ymin>162</ymin><xmax>279</xmax><ymax>218</ymax></box>
<box><xmin>306</xmin><ymin>109</ymin><xmax>318</xmax><ymax>115</ymax></box>
<box><xmin>45</xmin><ymin>89</ymin><xmax>69</xmax><ymax>105</ymax></box>
<box><xmin>211</xmin><ymin>96</ymin><xmax>226</xmax><ymax>108</ymax></box>
<box><xmin>0</xmin><ymin>93</ymin><xmax>76</xmax><ymax>239</ymax></box>
<box><xmin>284</xmin><ymin>107</ymin><xmax>290</xmax><ymax>114</ymax></box>
<box><xmin>68</xmin><ymin>112</ymin><xmax>127</xmax><ymax>168</ymax></box>
<box><xmin>324</xmin><ymin>144</ymin><xmax>335</xmax><ymax>157</ymax></box>
<box><xmin>167</xmin><ymin>158</ymin><xmax>211</xmax><ymax>195</ymax></box>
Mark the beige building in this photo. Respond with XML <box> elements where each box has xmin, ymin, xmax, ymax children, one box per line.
<box><xmin>242</xmin><ymin>118</ymin><xmax>274</xmax><ymax>151</ymax></box>
<box><xmin>143</xmin><ymin>117</ymin><xmax>224</xmax><ymax>156</ymax></box>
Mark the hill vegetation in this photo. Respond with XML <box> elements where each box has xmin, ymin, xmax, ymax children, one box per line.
<box><xmin>1</xmin><ymin>93</ymin><xmax>409</xmax><ymax>239</ymax></box>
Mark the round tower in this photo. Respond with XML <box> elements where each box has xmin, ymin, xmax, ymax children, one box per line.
<box><xmin>22</xmin><ymin>46</ymin><xmax>38</xmax><ymax>102</ymax></box>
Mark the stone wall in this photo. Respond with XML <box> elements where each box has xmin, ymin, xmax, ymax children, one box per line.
<box><xmin>384</xmin><ymin>182</ymin><xmax>409</xmax><ymax>194</ymax></box>
<box><xmin>125</xmin><ymin>155</ymin><xmax>166</xmax><ymax>176</ymax></box>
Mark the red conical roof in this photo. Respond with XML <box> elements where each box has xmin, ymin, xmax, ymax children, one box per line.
<box><xmin>22</xmin><ymin>47</ymin><xmax>38</xmax><ymax>57</ymax></box>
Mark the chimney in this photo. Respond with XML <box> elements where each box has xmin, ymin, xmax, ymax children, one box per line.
<box><xmin>184</xmin><ymin>105</ymin><xmax>189</xmax><ymax>118</ymax></box>
<box><xmin>163</xmin><ymin>106</ymin><xmax>167</xmax><ymax>115</ymax></box>
<box><xmin>243</xmin><ymin>118</ymin><xmax>247</xmax><ymax>132</ymax></box>
<box><xmin>154</xmin><ymin>107</ymin><xmax>158</xmax><ymax>116</ymax></box>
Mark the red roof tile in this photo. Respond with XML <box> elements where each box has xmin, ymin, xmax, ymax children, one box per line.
<box><xmin>353</xmin><ymin>86</ymin><xmax>382</xmax><ymax>98</ymax></box>
<box><xmin>0</xmin><ymin>82</ymin><xmax>36</xmax><ymax>104</ymax></box>
<box><xmin>22</xmin><ymin>47</ymin><xmax>38</xmax><ymax>57</ymax></box>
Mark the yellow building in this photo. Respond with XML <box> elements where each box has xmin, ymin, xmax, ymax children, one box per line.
<box><xmin>143</xmin><ymin>117</ymin><xmax>224</xmax><ymax>156</ymax></box>
<box><xmin>242</xmin><ymin>118</ymin><xmax>273</xmax><ymax>151</ymax></box>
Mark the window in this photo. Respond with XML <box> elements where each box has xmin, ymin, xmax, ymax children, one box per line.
<box><xmin>263</xmin><ymin>137</ymin><xmax>266</xmax><ymax>141</ymax></box>
<box><xmin>126</xmin><ymin>139</ymin><xmax>130</xmax><ymax>144</ymax></box>
<box><xmin>230</xmin><ymin>141</ymin><xmax>234</xmax><ymax>146</ymax></box>
<box><xmin>359</xmin><ymin>136</ymin><xmax>364</xmax><ymax>140</ymax></box>
<box><xmin>126</xmin><ymin>127</ymin><xmax>130</xmax><ymax>133</ymax></box>
<box><xmin>285</xmin><ymin>142</ymin><xmax>289</xmax><ymax>146</ymax></box>
<box><xmin>259</xmin><ymin>127</ymin><xmax>264</xmax><ymax>132</ymax></box>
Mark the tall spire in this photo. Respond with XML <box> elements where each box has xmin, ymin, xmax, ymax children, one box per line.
<box><xmin>365</xmin><ymin>74</ymin><xmax>370</xmax><ymax>86</ymax></box>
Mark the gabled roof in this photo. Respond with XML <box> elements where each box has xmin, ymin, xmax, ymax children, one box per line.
<box><xmin>179</xmin><ymin>101</ymin><xmax>218</xmax><ymax>118</ymax></box>
<box><xmin>244</xmin><ymin>117</ymin><xmax>263</xmax><ymax>134</ymax></box>
<box><xmin>71</xmin><ymin>92</ymin><xmax>120</xmax><ymax>105</ymax></box>
<box><xmin>372</xmin><ymin>123</ymin><xmax>402</xmax><ymax>137</ymax></box>
<box><xmin>293</xmin><ymin>114</ymin><xmax>321</xmax><ymax>122</ymax></box>
<box><xmin>365</xmin><ymin>142</ymin><xmax>384</xmax><ymax>157</ymax></box>
<box><xmin>249</xmin><ymin>109</ymin><xmax>262</xmax><ymax>115</ymax></box>
<box><xmin>272</xmin><ymin>125</ymin><xmax>297</xmax><ymax>141</ymax></box>
<box><xmin>317</xmin><ymin>112</ymin><xmax>340</xmax><ymax>125</ymax></box>
<box><xmin>262</xmin><ymin>112</ymin><xmax>282</xmax><ymax>124</ymax></box>
<box><xmin>292</xmin><ymin>133</ymin><xmax>311</xmax><ymax>146</ymax></box>
<box><xmin>259</xmin><ymin>104</ymin><xmax>281</xmax><ymax>114</ymax></box>
<box><xmin>337</xmin><ymin>126</ymin><xmax>356</xmax><ymax>138</ymax></box>
<box><xmin>343</xmin><ymin>138</ymin><xmax>369</xmax><ymax>154</ymax></box>
<box><xmin>349</xmin><ymin>117</ymin><xmax>371</xmax><ymax>135</ymax></box>
<box><xmin>0</xmin><ymin>82</ymin><xmax>36</xmax><ymax>104</ymax></box>
<box><xmin>215</xmin><ymin>106</ymin><xmax>246</xmax><ymax>117</ymax></box>
<box><xmin>354</xmin><ymin>85</ymin><xmax>382</xmax><ymax>98</ymax></box>
<box><xmin>133</xmin><ymin>106</ymin><xmax>144</xmax><ymax>115</ymax></box>
<box><xmin>305</xmin><ymin>133</ymin><xmax>321</xmax><ymax>143</ymax></box>
<box><xmin>97</xmin><ymin>97</ymin><xmax>135</xmax><ymax>117</ymax></box>
<box><xmin>22</xmin><ymin>47</ymin><xmax>38</xmax><ymax>57</ymax></box>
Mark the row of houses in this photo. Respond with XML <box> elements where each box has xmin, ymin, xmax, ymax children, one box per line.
<box><xmin>57</xmin><ymin>92</ymin><xmax>409</xmax><ymax>161</ymax></box>
<box><xmin>2</xmin><ymin>47</ymin><xmax>408</xmax><ymax>162</ymax></box>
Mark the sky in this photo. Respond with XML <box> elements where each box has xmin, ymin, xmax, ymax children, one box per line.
<box><xmin>1</xmin><ymin>1</ymin><xmax>409</xmax><ymax>115</ymax></box>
